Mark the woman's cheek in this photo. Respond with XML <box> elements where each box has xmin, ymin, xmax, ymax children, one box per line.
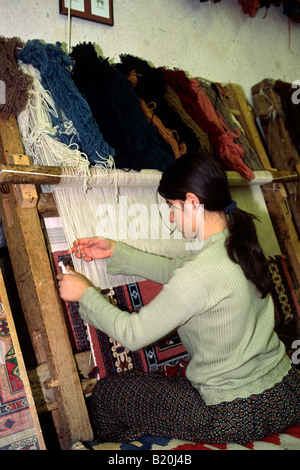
<box><xmin>173</xmin><ymin>209</ymin><xmax>184</xmax><ymax>234</ymax></box>
<box><xmin>182</xmin><ymin>205</ymin><xmax>195</xmax><ymax>239</ymax></box>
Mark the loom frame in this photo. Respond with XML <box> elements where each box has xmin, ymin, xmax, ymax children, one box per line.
<box><xmin>0</xmin><ymin>115</ymin><xmax>93</xmax><ymax>449</ymax></box>
<box><xmin>0</xmin><ymin>83</ymin><xmax>299</xmax><ymax>449</ymax></box>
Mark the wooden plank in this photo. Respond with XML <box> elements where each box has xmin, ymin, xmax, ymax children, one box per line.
<box><xmin>27</xmin><ymin>364</ymin><xmax>57</xmax><ymax>414</ymax></box>
<box><xmin>27</xmin><ymin>351</ymin><xmax>97</xmax><ymax>414</ymax></box>
<box><xmin>0</xmin><ymin>115</ymin><xmax>93</xmax><ymax>449</ymax></box>
<box><xmin>262</xmin><ymin>183</ymin><xmax>300</xmax><ymax>301</ymax></box>
<box><xmin>38</xmin><ymin>193</ymin><xmax>58</xmax><ymax>218</ymax></box>
<box><xmin>0</xmin><ymin>162</ymin><xmax>63</xmax><ymax>185</ymax></box>
<box><xmin>8</xmin><ymin>154</ymin><xmax>38</xmax><ymax>208</ymax></box>
<box><xmin>223</xmin><ymin>83</ymin><xmax>272</xmax><ymax>169</ymax></box>
<box><xmin>0</xmin><ymin>270</ymin><xmax>46</xmax><ymax>450</ymax></box>
<box><xmin>223</xmin><ymin>83</ymin><xmax>300</xmax><ymax>299</ymax></box>
<box><xmin>252</xmin><ymin>79</ymin><xmax>300</xmax><ymax>237</ymax></box>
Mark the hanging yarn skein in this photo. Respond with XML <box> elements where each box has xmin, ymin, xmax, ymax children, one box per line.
<box><xmin>17</xmin><ymin>62</ymin><xmax>91</xmax><ymax>183</ymax></box>
<box><xmin>160</xmin><ymin>68</ymin><xmax>254</xmax><ymax>180</ymax></box>
<box><xmin>189</xmin><ymin>77</ymin><xmax>254</xmax><ymax>180</ymax></box>
<box><xmin>0</xmin><ymin>36</ymin><xmax>33</xmax><ymax>119</ymax></box>
<box><xmin>163</xmin><ymin>83</ymin><xmax>213</xmax><ymax>156</ymax></box>
<box><xmin>115</xmin><ymin>54</ymin><xmax>210</xmax><ymax>155</ymax></box>
<box><xmin>199</xmin><ymin>79</ymin><xmax>263</xmax><ymax>171</ymax></box>
<box><xmin>70</xmin><ymin>43</ymin><xmax>175</xmax><ymax>172</ymax></box>
<box><xmin>18</xmin><ymin>40</ymin><xmax>114</xmax><ymax>166</ymax></box>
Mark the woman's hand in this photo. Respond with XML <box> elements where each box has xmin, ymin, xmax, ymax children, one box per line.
<box><xmin>57</xmin><ymin>271</ymin><xmax>94</xmax><ymax>302</ymax></box>
<box><xmin>69</xmin><ymin>237</ymin><xmax>117</xmax><ymax>262</ymax></box>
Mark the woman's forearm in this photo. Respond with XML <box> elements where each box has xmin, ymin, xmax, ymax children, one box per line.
<box><xmin>107</xmin><ymin>242</ymin><xmax>191</xmax><ymax>284</ymax></box>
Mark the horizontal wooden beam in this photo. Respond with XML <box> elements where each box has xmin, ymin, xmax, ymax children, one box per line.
<box><xmin>0</xmin><ymin>162</ymin><xmax>63</xmax><ymax>184</ymax></box>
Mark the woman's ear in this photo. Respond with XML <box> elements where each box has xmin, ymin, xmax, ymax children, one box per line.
<box><xmin>186</xmin><ymin>192</ymin><xmax>200</xmax><ymax>208</ymax></box>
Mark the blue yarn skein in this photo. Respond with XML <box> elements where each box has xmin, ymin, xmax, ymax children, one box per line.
<box><xmin>18</xmin><ymin>40</ymin><xmax>114</xmax><ymax>165</ymax></box>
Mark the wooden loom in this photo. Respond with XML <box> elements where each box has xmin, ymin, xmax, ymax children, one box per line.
<box><xmin>0</xmin><ymin>84</ymin><xmax>299</xmax><ymax>450</ymax></box>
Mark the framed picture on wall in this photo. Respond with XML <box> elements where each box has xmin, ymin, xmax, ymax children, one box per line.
<box><xmin>59</xmin><ymin>0</ymin><xmax>114</xmax><ymax>26</ymax></box>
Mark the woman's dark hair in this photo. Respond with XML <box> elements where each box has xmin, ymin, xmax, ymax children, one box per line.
<box><xmin>158</xmin><ymin>152</ymin><xmax>272</xmax><ymax>298</ymax></box>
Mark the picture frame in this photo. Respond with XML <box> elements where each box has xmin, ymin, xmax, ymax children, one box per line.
<box><xmin>59</xmin><ymin>0</ymin><xmax>113</xmax><ymax>26</ymax></box>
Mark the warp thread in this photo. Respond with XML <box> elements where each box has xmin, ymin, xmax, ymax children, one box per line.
<box><xmin>18</xmin><ymin>40</ymin><xmax>114</xmax><ymax>166</ymax></box>
<box><xmin>0</xmin><ymin>36</ymin><xmax>32</xmax><ymax>119</ymax></box>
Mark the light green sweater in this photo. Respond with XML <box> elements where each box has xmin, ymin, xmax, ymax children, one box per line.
<box><xmin>79</xmin><ymin>230</ymin><xmax>291</xmax><ymax>405</ymax></box>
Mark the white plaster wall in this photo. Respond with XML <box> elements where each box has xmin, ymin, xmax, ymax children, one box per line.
<box><xmin>1</xmin><ymin>0</ymin><xmax>300</xmax><ymax>100</ymax></box>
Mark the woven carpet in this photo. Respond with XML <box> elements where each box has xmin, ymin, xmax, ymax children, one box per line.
<box><xmin>270</xmin><ymin>255</ymin><xmax>300</xmax><ymax>329</ymax></box>
<box><xmin>52</xmin><ymin>251</ymin><xmax>189</xmax><ymax>377</ymax></box>
<box><xmin>0</xmin><ymin>296</ymin><xmax>41</xmax><ymax>450</ymax></box>
<box><xmin>88</xmin><ymin>280</ymin><xmax>189</xmax><ymax>378</ymax></box>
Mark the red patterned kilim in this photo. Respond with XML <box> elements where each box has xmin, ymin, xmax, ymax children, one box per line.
<box><xmin>88</xmin><ymin>280</ymin><xmax>190</xmax><ymax>379</ymax></box>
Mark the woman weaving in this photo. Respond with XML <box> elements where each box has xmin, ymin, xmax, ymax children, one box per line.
<box><xmin>57</xmin><ymin>152</ymin><xmax>300</xmax><ymax>445</ymax></box>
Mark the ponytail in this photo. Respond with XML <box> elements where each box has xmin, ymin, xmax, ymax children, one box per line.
<box><xmin>225</xmin><ymin>207</ymin><xmax>272</xmax><ymax>298</ymax></box>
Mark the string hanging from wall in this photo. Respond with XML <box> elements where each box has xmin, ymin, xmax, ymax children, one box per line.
<box><xmin>14</xmin><ymin>38</ymin><xmax>263</xmax><ymax>182</ymax></box>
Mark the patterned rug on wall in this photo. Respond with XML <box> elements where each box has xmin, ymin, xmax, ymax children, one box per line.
<box><xmin>0</xmin><ymin>296</ymin><xmax>41</xmax><ymax>450</ymax></box>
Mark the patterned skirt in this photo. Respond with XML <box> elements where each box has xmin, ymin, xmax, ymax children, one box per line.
<box><xmin>90</xmin><ymin>366</ymin><xmax>300</xmax><ymax>445</ymax></box>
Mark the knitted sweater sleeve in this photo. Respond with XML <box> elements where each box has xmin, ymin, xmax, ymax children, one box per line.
<box><xmin>79</xmin><ymin>262</ymin><xmax>207</xmax><ymax>350</ymax></box>
<box><xmin>107</xmin><ymin>242</ymin><xmax>193</xmax><ymax>284</ymax></box>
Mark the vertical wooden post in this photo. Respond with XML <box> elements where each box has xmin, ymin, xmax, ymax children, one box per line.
<box><xmin>0</xmin><ymin>116</ymin><xmax>93</xmax><ymax>449</ymax></box>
